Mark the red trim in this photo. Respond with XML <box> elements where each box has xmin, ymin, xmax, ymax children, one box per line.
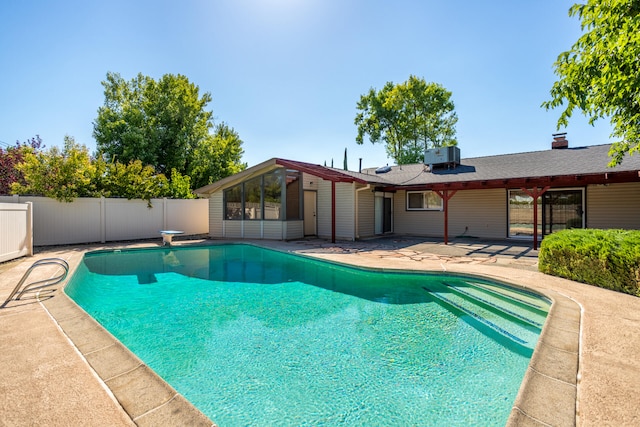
<box><xmin>275</xmin><ymin>158</ymin><xmax>367</xmax><ymax>184</ymax></box>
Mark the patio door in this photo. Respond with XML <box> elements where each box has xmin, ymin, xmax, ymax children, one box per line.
<box><xmin>374</xmin><ymin>193</ymin><xmax>393</xmax><ymax>235</ymax></box>
<box><xmin>542</xmin><ymin>189</ymin><xmax>584</xmax><ymax>235</ymax></box>
<box><xmin>303</xmin><ymin>190</ymin><xmax>317</xmax><ymax>236</ymax></box>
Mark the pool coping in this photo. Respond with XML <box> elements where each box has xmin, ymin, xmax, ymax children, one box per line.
<box><xmin>31</xmin><ymin>240</ymin><xmax>579</xmax><ymax>427</ymax></box>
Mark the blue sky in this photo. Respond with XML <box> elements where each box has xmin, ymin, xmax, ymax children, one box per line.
<box><xmin>0</xmin><ymin>0</ymin><xmax>613</xmax><ymax>170</ymax></box>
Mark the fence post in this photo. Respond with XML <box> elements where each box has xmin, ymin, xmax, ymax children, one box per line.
<box><xmin>163</xmin><ymin>198</ymin><xmax>168</xmax><ymax>230</ymax></box>
<box><xmin>26</xmin><ymin>201</ymin><xmax>33</xmax><ymax>256</ymax></box>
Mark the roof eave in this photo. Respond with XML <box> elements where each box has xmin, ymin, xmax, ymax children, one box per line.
<box><xmin>381</xmin><ymin>170</ymin><xmax>640</xmax><ymax>192</ymax></box>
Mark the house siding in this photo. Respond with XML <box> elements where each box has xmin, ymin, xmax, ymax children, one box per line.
<box><xmin>357</xmin><ymin>185</ymin><xmax>375</xmax><ymax>238</ymax></box>
<box><xmin>587</xmin><ymin>182</ymin><xmax>640</xmax><ymax>229</ymax></box>
<box><xmin>210</xmin><ymin>193</ymin><xmax>224</xmax><ymax>238</ymax></box>
<box><xmin>263</xmin><ymin>221</ymin><xmax>283</xmax><ymax>239</ymax></box>
<box><xmin>243</xmin><ymin>221</ymin><xmax>262</xmax><ymax>238</ymax></box>
<box><xmin>335</xmin><ymin>182</ymin><xmax>355</xmax><ymax>240</ymax></box>
<box><xmin>393</xmin><ymin>190</ymin><xmax>444</xmax><ymax>236</ymax></box>
<box><xmin>392</xmin><ymin>189</ymin><xmax>506</xmax><ymax>239</ymax></box>
<box><xmin>223</xmin><ymin>221</ymin><xmax>242</xmax><ymax>238</ymax></box>
<box><xmin>285</xmin><ymin>220</ymin><xmax>304</xmax><ymax>240</ymax></box>
<box><xmin>316</xmin><ymin>179</ymin><xmax>355</xmax><ymax>241</ymax></box>
<box><xmin>449</xmin><ymin>189</ymin><xmax>507</xmax><ymax>239</ymax></box>
<box><xmin>317</xmin><ymin>179</ymin><xmax>332</xmax><ymax>239</ymax></box>
<box><xmin>303</xmin><ymin>172</ymin><xmax>318</xmax><ymax>191</ymax></box>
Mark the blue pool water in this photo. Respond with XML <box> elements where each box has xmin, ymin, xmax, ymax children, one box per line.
<box><xmin>65</xmin><ymin>244</ymin><xmax>550</xmax><ymax>426</ymax></box>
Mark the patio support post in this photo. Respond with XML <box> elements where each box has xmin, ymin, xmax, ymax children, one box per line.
<box><xmin>434</xmin><ymin>189</ymin><xmax>457</xmax><ymax>245</ymax></box>
<box><xmin>331</xmin><ymin>180</ymin><xmax>336</xmax><ymax>243</ymax></box>
<box><xmin>521</xmin><ymin>186</ymin><xmax>550</xmax><ymax>250</ymax></box>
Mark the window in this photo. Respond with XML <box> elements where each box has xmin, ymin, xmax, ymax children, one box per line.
<box><xmin>406</xmin><ymin>191</ymin><xmax>442</xmax><ymax>211</ymax></box>
<box><xmin>224</xmin><ymin>184</ymin><xmax>242</xmax><ymax>220</ymax></box>
<box><xmin>223</xmin><ymin>168</ymin><xmax>302</xmax><ymax>221</ymax></box>
<box><xmin>285</xmin><ymin>171</ymin><xmax>302</xmax><ymax>220</ymax></box>
<box><xmin>263</xmin><ymin>170</ymin><xmax>283</xmax><ymax>220</ymax></box>
<box><xmin>244</xmin><ymin>176</ymin><xmax>262</xmax><ymax>220</ymax></box>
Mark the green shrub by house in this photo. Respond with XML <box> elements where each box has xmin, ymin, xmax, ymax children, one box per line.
<box><xmin>539</xmin><ymin>229</ymin><xmax>640</xmax><ymax>297</ymax></box>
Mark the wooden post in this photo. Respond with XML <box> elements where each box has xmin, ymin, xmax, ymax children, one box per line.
<box><xmin>434</xmin><ymin>190</ymin><xmax>457</xmax><ymax>245</ymax></box>
<box><xmin>520</xmin><ymin>186</ymin><xmax>550</xmax><ymax>250</ymax></box>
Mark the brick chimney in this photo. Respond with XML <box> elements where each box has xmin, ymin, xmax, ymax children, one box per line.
<box><xmin>552</xmin><ymin>133</ymin><xmax>568</xmax><ymax>149</ymax></box>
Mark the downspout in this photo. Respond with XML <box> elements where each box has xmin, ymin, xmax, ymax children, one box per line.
<box><xmin>355</xmin><ymin>184</ymin><xmax>371</xmax><ymax>240</ymax></box>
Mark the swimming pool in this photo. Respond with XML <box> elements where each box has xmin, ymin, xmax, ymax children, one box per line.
<box><xmin>65</xmin><ymin>244</ymin><xmax>550</xmax><ymax>426</ymax></box>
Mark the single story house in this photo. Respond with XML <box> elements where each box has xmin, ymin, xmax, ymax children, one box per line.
<box><xmin>195</xmin><ymin>135</ymin><xmax>640</xmax><ymax>248</ymax></box>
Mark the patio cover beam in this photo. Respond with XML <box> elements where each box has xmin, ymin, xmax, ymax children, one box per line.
<box><xmin>433</xmin><ymin>189</ymin><xmax>457</xmax><ymax>245</ymax></box>
<box><xmin>520</xmin><ymin>186</ymin><xmax>550</xmax><ymax>250</ymax></box>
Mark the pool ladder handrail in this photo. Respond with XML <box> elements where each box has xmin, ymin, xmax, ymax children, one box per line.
<box><xmin>1</xmin><ymin>258</ymin><xmax>69</xmax><ymax>309</ymax></box>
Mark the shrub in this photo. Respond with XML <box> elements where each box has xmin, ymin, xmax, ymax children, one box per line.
<box><xmin>539</xmin><ymin>229</ymin><xmax>640</xmax><ymax>297</ymax></box>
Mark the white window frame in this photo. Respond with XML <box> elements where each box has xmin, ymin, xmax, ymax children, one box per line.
<box><xmin>406</xmin><ymin>191</ymin><xmax>443</xmax><ymax>211</ymax></box>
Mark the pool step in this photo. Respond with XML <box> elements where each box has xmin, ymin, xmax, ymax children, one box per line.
<box><xmin>446</xmin><ymin>282</ymin><xmax>548</xmax><ymax>329</ymax></box>
<box><xmin>462</xmin><ymin>281</ymin><xmax>549</xmax><ymax>313</ymax></box>
<box><xmin>422</xmin><ymin>282</ymin><xmax>547</xmax><ymax>352</ymax></box>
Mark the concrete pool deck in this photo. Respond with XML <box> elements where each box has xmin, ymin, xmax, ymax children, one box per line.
<box><xmin>0</xmin><ymin>236</ymin><xmax>638</xmax><ymax>426</ymax></box>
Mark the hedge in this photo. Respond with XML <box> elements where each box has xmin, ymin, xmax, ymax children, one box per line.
<box><xmin>539</xmin><ymin>229</ymin><xmax>640</xmax><ymax>297</ymax></box>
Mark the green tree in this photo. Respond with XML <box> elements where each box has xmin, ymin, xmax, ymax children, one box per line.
<box><xmin>12</xmin><ymin>136</ymin><xmax>96</xmax><ymax>201</ymax></box>
<box><xmin>543</xmin><ymin>1</ymin><xmax>640</xmax><ymax>165</ymax></box>
<box><xmin>98</xmin><ymin>159</ymin><xmax>167</xmax><ymax>201</ymax></box>
<box><xmin>187</xmin><ymin>122</ymin><xmax>246</xmax><ymax>189</ymax></box>
<box><xmin>0</xmin><ymin>136</ymin><xmax>44</xmax><ymax>194</ymax></box>
<box><xmin>355</xmin><ymin>75</ymin><xmax>458</xmax><ymax>164</ymax></box>
<box><xmin>97</xmin><ymin>160</ymin><xmax>195</xmax><ymax>203</ymax></box>
<box><xmin>93</xmin><ymin>72</ymin><xmax>245</xmax><ymax>182</ymax></box>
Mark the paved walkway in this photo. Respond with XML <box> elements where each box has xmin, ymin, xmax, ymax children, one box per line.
<box><xmin>1</xmin><ymin>236</ymin><xmax>639</xmax><ymax>426</ymax></box>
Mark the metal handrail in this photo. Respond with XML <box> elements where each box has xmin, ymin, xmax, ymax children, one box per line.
<box><xmin>0</xmin><ymin>258</ymin><xmax>69</xmax><ymax>309</ymax></box>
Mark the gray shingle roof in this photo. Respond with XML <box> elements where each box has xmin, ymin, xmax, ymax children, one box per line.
<box><xmin>359</xmin><ymin>144</ymin><xmax>640</xmax><ymax>186</ymax></box>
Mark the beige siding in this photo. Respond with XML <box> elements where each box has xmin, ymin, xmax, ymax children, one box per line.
<box><xmin>335</xmin><ymin>182</ymin><xmax>355</xmax><ymax>240</ymax></box>
<box><xmin>392</xmin><ymin>189</ymin><xmax>507</xmax><ymax>239</ymax></box>
<box><xmin>315</xmin><ymin>180</ymin><xmax>355</xmax><ymax>240</ymax></box>
<box><xmin>317</xmin><ymin>179</ymin><xmax>332</xmax><ymax>239</ymax></box>
<box><xmin>210</xmin><ymin>193</ymin><xmax>224</xmax><ymax>237</ymax></box>
<box><xmin>587</xmin><ymin>182</ymin><xmax>640</xmax><ymax>229</ymax></box>
<box><xmin>303</xmin><ymin>172</ymin><xmax>319</xmax><ymax>191</ymax></box>
<box><xmin>357</xmin><ymin>186</ymin><xmax>375</xmax><ymax>238</ymax></box>
<box><xmin>284</xmin><ymin>220</ymin><xmax>304</xmax><ymax>240</ymax></box>
<box><xmin>448</xmin><ymin>189</ymin><xmax>507</xmax><ymax>239</ymax></box>
<box><xmin>243</xmin><ymin>221</ymin><xmax>262</xmax><ymax>238</ymax></box>
<box><xmin>393</xmin><ymin>190</ymin><xmax>443</xmax><ymax>236</ymax></box>
<box><xmin>223</xmin><ymin>221</ymin><xmax>242</xmax><ymax>238</ymax></box>
<box><xmin>263</xmin><ymin>221</ymin><xmax>284</xmax><ymax>239</ymax></box>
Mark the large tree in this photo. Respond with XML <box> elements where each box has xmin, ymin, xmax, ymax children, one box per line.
<box><xmin>355</xmin><ymin>75</ymin><xmax>458</xmax><ymax>164</ymax></box>
<box><xmin>543</xmin><ymin>0</ymin><xmax>640</xmax><ymax>165</ymax></box>
<box><xmin>187</xmin><ymin>122</ymin><xmax>247</xmax><ymax>189</ymax></box>
<box><xmin>93</xmin><ymin>72</ymin><xmax>245</xmax><ymax>182</ymax></box>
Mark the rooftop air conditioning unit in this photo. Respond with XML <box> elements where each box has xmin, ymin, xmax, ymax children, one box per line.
<box><xmin>424</xmin><ymin>146</ymin><xmax>460</xmax><ymax>167</ymax></box>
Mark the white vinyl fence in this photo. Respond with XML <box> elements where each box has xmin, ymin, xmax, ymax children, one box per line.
<box><xmin>0</xmin><ymin>196</ymin><xmax>208</xmax><ymax>247</ymax></box>
<box><xmin>0</xmin><ymin>202</ymin><xmax>33</xmax><ymax>262</ymax></box>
